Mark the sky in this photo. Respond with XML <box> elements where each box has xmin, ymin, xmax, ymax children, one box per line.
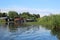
<box><xmin>0</xmin><ymin>0</ymin><xmax>60</xmax><ymax>17</ymax></box>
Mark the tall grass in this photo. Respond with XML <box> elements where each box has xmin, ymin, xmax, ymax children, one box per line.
<box><xmin>38</xmin><ymin>14</ymin><xmax>60</xmax><ymax>28</ymax></box>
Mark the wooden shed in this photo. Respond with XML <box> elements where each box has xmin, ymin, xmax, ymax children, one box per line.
<box><xmin>14</xmin><ymin>17</ymin><xmax>25</xmax><ymax>24</ymax></box>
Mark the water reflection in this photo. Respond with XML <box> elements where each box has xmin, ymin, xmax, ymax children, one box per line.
<box><xmin>0</xmin><ymin>23</ymin><xmax>59</xmax><ymax>40</ymax></box>
<box><xmin>41</xmin><ymin>25</ymin><xmax>60</xmax><ymax>40</ymax></box>
<box><xmin>51</xmin><ymin>28</ymin><xmax>60</xmax><ymax>40</ymax></box>
<box><xmin>3</xmin><ymin>22</ymin><xmax>40</xmax><ymax>35</ymax></box>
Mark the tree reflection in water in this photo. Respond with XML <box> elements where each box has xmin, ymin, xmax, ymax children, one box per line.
<box><xmin>40</xmin><ymin>25</ymin><xmax>60</xmax><ymax>40</ymax></box>
<box><xmin>51</xmin><ymin>28</ymin><xmax>60</xmax><ymax>40</ymax></box>
<box><xmin>8</xmin><ymin>22</ymin><xmax>18</xmax><ymax>32</ymax></box>
<box><xmin>5</xmin><ymin>22</ymin><xmax>39</xmax><ymax>34</ymax></box>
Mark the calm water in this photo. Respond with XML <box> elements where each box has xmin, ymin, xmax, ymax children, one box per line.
<box><xmin>0</xmin><ymin>23</ymin><xmax>59</xmax><ymax>40</ymax></box>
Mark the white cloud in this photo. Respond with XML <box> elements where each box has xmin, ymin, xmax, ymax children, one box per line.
<box><xmin>0</xmin><ymin>7</ymin><xmax>60</xmax><ymax>17</ymax></box>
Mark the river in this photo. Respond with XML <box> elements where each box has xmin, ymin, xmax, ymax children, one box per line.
<box><xmin>0</xmin><ymin>23</ymin><xmax>59</xmax><ymax>40</ymax></box>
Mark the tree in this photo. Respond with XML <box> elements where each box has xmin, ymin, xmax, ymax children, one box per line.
<box><xmin>33</xmin><ymin>14</ymin><xmax>40</xmax><ymax>18</ymax></box>
<box><xmin>19</xmin><ymin>12</ymin><xmax>40</xmax><ymax>19</ymax></box>
<box><xmin>37</xmin><ymin>14</ymin><xmax>40</xmax><ymax>18</ymax></box>
<box><xmin>8</xmin><ymin>11</ymin><xmax>18</xmax><ymax>18</ymax></box>
<box><xmin>0</xmin><ymin>12</ymin><xmax>2</xmax><ymax>17</ymax></box>
<box><xmin>20</xmin><ymin>12</ymin><xmax>30</xmax><ymax>19</ymax></box>
<box><xmin>2</xmin><ymin>12</ymin><xmax>7</xmax><ymax>17</ymax></box>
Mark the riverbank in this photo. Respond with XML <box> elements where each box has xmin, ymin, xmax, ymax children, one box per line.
<box><xmin>37</xmin><ymin>14</ymin><xmax>60</xmax><ymax>29</ymax></box>
<box><xmin>0</xmin><ymin>14</ymin><xmax>60</xmax><ymax>28</ymax></box>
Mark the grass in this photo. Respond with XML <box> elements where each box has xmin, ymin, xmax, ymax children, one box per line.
<box><xmin>0</xmin><ymin>19</ymin><xmax>6</xmax><ymax>24</ymax></box>
<box><xmin>25</xmin><ymin>22</ymin><xmax>40</xmax><ymax>25</ymax></box>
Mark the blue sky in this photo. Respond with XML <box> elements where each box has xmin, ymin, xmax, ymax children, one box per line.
<box><xmin>0</xmin><ymin>0</ymin><xmax>60</xmax><ymax>17</ymax></box>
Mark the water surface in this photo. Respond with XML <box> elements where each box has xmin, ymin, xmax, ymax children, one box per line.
<box><xmin>0</xmin><ymin>23</ymin><xmax>59</xmax><ymax>40</ymax></box>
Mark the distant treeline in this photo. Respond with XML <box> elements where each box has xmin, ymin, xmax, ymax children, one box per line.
<box><xmin>0</xmin><ymin>11</ymin><xmax>40</xmax><ymax>19</ymax></box>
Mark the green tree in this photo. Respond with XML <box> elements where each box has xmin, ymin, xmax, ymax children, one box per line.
<box><xmin>33</xmin><ymin>14</ymin><xmax>40</xmax><ymax>18</ymax></box>
<box><xmin>20</xmin><ymin>12</ymin><xmax>30</xmax><ymax>19</ymax></box>
<box><xmin>2</xmin><ymin>12</ymin><xmax>7</xmax><ymax>17</ymax></box>
<box><xmin>8</xmin><ymin>11</ymin><xmax>18</xmax><ymax>18</ymax></box>
<box><xmin>19</xmin><ymin>12</ymin><xmax>39</xmax><ymax>20</ymax></box>
<box><xmin>0</xmin><ymin>12</ymin><xmax>2</xmax><ymax>17</ymax></box>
